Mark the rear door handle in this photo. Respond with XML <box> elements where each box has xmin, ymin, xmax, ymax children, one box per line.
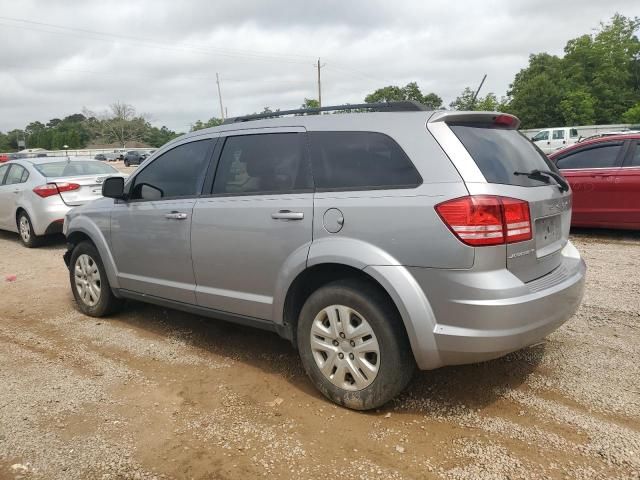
<box><xmin>165</xmin><ymin>212</ymin><xmax>188</xmax><ymax>220</ymax></box>
<box><xmin>271</xmin><ymin>210</ymin><xmax>304</xmax><ymax>220</ymax></box>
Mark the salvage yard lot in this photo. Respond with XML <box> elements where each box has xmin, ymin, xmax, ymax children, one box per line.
<box><xmin>0</xmin><ymin>228</ymin><xmax>639</xmax><ymax>479</ymax></box>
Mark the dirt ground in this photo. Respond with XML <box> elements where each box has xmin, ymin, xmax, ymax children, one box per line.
<box><xmin>0</xmin><ymin>216</ymin><xmax>639</xmax><ymax>479</ymax></box>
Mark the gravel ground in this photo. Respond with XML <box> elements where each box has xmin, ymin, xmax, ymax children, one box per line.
<box><xmin>0</xmin><ymin>224</ymin><xmax>639</xmax><ymax>480</ymax></box>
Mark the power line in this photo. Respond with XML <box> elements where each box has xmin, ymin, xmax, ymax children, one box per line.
<box><xmin>0</xmin><ymin>17</ymin><xmax>314</xmax><ymax>65</ymax></box>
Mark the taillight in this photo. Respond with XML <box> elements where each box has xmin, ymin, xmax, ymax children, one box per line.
<box><xmin>33</xmin><ymin>182</ymin><xmax>80</xmax><ymax>198</ymax></box>
<box><xmin>435</xmin><ymin>195</ymin><xmax>531</xmax><ymax>246</ymax></box>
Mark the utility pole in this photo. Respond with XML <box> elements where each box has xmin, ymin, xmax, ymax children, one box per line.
<box><xmin>216</xmin><ymin>72</ymin><xmax>225</xmax><ymax>121</ymax></box>
<box><xmin>316</xmin><ymin>58</ymin><xmax>326</xmax><ymax>108</ymax></box>
<box><xmin>471</xmin><ymin>74</ymin><xmax>487</xmax><ymax>109</ymax></box>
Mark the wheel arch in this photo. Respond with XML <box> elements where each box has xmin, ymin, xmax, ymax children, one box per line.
<box><xmin>64</xmin><ymin>217</ymin><xmax>120</xmax><ymax>289</ymax></box>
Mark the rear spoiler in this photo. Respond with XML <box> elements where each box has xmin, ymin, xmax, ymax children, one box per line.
<box><xmin>427</xmin><ymin>111</ymin><xmax>520</xmax><ymax>130</ymax></box>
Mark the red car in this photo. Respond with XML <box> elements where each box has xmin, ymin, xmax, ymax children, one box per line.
<box><xmin>549</xmin><ymin>134</ymin><xmax>640</xmax><ymax>229</ymax></box>
<box><xmin>0</xmin><ymin>154</ymin><xmax>9</xmax><ymax>163</ymax></box>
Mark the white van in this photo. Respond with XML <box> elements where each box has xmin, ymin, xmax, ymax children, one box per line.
<box><xmin>531</xmin><ymin>127</ymin><xmax>579</xmax><ymax>154</ymax></box>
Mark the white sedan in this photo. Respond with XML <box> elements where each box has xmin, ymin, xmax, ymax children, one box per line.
<box><xmin>0</xmin><ymin>157</ymin><xmax>126</xmax><ymax>247</ymax></box>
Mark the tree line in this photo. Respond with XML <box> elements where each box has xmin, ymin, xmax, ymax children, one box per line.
<box><xmin>1</xmin><ymin>13</ymin><xmax>638</xmax><ymax>152</ymax></box>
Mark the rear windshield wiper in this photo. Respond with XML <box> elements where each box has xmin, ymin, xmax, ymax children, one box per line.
<box><xmin>513</xmin><ymin>169</ymin><xmax>570</xmax><ymax>193</ymax></box>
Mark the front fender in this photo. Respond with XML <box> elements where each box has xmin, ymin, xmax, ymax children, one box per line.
<box><xmin>64</xmin><ymin>213</ymin><xmax>120</xmax><ymax>289</ymax></box>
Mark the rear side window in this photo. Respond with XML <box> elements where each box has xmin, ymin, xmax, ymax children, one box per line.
<box><xmin>628</xmin><ymin>142</ymin><xmax>640</xmax><ymax>167</ymax></box>
<box><xmin>131</xmin><ymin>139</ymin><xmax>213</xmax><ymax>200</ymax></box>
<box><xmin>556</xmin><ymin>142</ymin><xmax>623</xmax><ymax>169</ymax></box>
<box><xmin>570</xmin><ymin>129</ymin><xmax>578</xmax><ymax>138</ymax></box>
<box><xmin>0</xmin><ymin>164</ymin><xmax>10</xmax><ymax>185</ymax></box>
<box><xmin>5</xmin><ymin>165</ymin><xmax>28</xmax><ymax>185</ymax></box>
<box><xmin>449</xmin><ymin>124</ymin><xmax>558</xmax><ymax>187</ymax></box>
<box><xmin>532</xmin><ymin>131</ymin><xmax>549</xmax><ymax>141</ymax></box>
<box><xmin>35</xmin><ymin>161</ymin><xmax>118</xmax><ymax>177</ymax></box>
<box><xmin>309</xmin><ymin>131</ymin><xmax>421</xmax><ymax>190</ymax></box>
<box><xmin>552</xmin><ymin>129</ymin><xmax>565</xmax><ymax>140</ymax></box>
<box><xmin>213</xmin><ymin>133</ymin><xmax>311</xmax><ymax>195</ymax></box>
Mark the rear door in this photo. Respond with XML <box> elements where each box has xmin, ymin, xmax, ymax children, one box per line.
<box><xmin>554</xmin><ymin>141</ymin><xmax>625</xmax><ymax>226</ymax></box>
<box><xmin>439</xmin><ymin>116</ymin><xmax>573</xmax><ymax>282</ymax></box>
<box><xmin>110</xmin><ymin>138</ymin><xmax>216</xmax><ymax>304</ymax></box>
<box><xmin>615</xmin><ymin>140</ymin><xmax>640</xmax><ymax>226</ymax></box>
<box><xmin>191</xmin><ymin>129</ymin><xmax>313</xmax><ymax>320</ymax></box>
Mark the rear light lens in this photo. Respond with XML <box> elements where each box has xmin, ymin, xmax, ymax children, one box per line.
<box><xmin>435</xmin><ymin>195</ymin><xmax>531</xmax><ymax>246</ymax></box>
<box><xmin>494</xmin><ymin>114</ymin><xmax>518</xmax><ymax>128</ymax></box>
<box><xmin>33</xmin><ymin>182</ymin><xmax>80</xmax><ymax>198</ymax></box>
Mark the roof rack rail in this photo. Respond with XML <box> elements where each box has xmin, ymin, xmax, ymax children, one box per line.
<box><xmin>222</xmin><ymin>101</ymin><xmax>427</xmax><ymax>124</ymax></box>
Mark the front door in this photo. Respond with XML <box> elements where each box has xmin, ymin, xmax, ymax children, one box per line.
<box><xmin>110</xmin><ymin>138</ymin><xmax>216</xmax><ymax>303</ymax></box>
<box><xmin>549</xmin><ymin>128</ymin><xmax>567</xmax><ymax>152</ymax></box>
<box><xmin>191</xmin><ymin>129</ymin><xmax>313</xmax><ymax>320</ymax></box>
<box><xmin>0</xmin><ymin>164</ymin><xmax>14</xmax><ymax>229</ymax></box>
<box><xmin>555</xmin><ymin>140</ymin><xmax>625</xmax><ymax>226</ymax></box>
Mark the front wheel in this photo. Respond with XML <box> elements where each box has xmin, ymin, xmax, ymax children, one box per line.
<box><xmin>124</xmin><ymin>160</ymin><xmax>130</xmax><ymax>167</ymax></box>
<box><xmin>69</xmin><ymin>241</ymin><xmax>122</xmax><ymax>317</ymax></box>
<box><xmin>297</xmin><ymin>279</ymin><xmax>415</xmax><ymax>410</ymax></box>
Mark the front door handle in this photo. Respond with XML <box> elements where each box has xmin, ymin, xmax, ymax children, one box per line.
<box><xmin>271</xmin><ymin>210</ymin><xmax>304</xmax><ymax>221</ymax></box>
<box><xmin>165</xmin><ymin>212</ymin><xmax>188</xmax><ymax>220</ymax></box>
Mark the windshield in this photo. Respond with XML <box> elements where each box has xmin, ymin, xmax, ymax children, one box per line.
<box><xmin>449</xmin><ymin>124</ymin><xmax>559</xmax><ymax>187</ymax></box>
<box><xmin>35</xmin><ymin>161</ymin><xmax>119</xmax><ymax>177</ymax></box>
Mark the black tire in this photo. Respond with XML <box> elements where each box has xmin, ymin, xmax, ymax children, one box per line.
<box><xmin>69</xmin><ymin>241</ymin><xmax>122</xmax><ymax>317</ymax></box>
<box><xmin>17</xmin><ymin>211</ymin><xmax>41</xmax><ymax>248</ymax></box>
<box><xmin>124</xmin><ymin>160</ymin><xmax>130</xmax><ymax>167</ymax></box>
<box><xmin>297</xmin><ymin>278</ymin><xmax>416</xmax><ymax>410</ymax></box>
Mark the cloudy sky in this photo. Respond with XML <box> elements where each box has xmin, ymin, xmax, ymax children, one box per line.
<box><xmin>0</xmin><ymin>0</ymin><xmax>638</xmax><ymax>133</ymax></box>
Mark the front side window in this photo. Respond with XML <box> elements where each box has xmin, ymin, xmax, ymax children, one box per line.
<box><xmin>130</xmin><ymin>139</ymin><xmax>213</xmax><ymax>200</ymax></box>
<box><xmin>552</xmin><ymin>129</ymin><xmax>565</xmax><ymax>140</ymax></box>
<box><xmin>5</xmin><ymin>165</ymin><xmax>28</xmax><ymax>185</ymax></box>
<box><xmin>212</xmin><ymin>133</ymin><xmax>311</xmax><ymax>195</ymax></box>
<box><xmin>309</xmin><ymin>131</ymin><xmax>421</xmax><ymax>190</ymax></box>
<box><xmin>532</xmin><ymin>131</ymin><xmax>549</xmax><ymax>141</ymax></box>
<box><xmin>556</xmin><ymin>142</ymin><xmax>623</xmax><ymax>170</ymax></box>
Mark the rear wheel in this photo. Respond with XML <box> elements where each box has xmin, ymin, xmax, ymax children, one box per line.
<box><xmin>17</xmin><ymin>212</ymin><xmax>40</xmax><ymax>248</ymax></box>
<box><xmin>69</xmin><ymin>241</ymin><xmax>122</xmax><ymax>317</ymax></box>
<box><xmin>297</xmin><ymin>279</ymin><xmax>415</xmax><ymax>410</ymax></box>
<box><xmin>124</xmin><ymin>159</ymin><xmax>130</xmax><ymax>167</ymax></box>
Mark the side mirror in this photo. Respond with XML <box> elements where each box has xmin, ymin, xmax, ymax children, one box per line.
<box><xmin>102</xmin><ymin>176</ymin><xmax>125</xmax><ymax>199</ymax></box>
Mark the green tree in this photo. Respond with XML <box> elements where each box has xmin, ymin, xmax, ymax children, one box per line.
<box><xmin>450</xmin><ymin>87</ymin><xmax>504</xmax><ymax>111</ymax></box>
<box><xmin>190</xmin><ymin>117</ymin><xmax>222</xmax><ymax>132</ymax></box>
<box><xmin>301</xmin><ymin>98</ymin><xmax>320</xmax><ymax>109</ymax></box>
<box><xmin>506</xmin><ymin>14</ymin><xmax>640</xmax><ymax>128</ymax></box>
<box><xmin>622</xmin><ymin>102</ymin><xmax>640</xmax><ymax>123</ymax></box>
<box><xmin>559</xmin><ymin>90</ymin><xmax>596</xmax><ymax>125</ymax></box>
<box><xmin>365</xmin><ymin>82</ymin><xmax>443</xmax><ymax>109</ymax></box>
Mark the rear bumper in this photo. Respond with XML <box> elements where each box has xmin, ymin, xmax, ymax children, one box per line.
<box><xmin>29</xmin><ymin>198</ymin><xmax>72</xmax><ymax>236</ymax></box>
<box><xmin>404</xmin><ymin>241</ymin><xmax>585</xmax><ymax>369</ymax></box>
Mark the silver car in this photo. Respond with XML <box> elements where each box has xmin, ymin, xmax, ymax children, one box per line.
<box><xmin>0</xmin><ymin>157</ymin><xmax>125</xmax><ymax>247</ymax></box>
<box><xmin>63</xmin><ymin>103</ymin><xmax>586</xmax><ymax>410</ymax></box>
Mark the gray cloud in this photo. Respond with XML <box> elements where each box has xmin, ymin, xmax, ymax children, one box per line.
<box><xmin>0</xmin><ymin>0</ymin><xmax>638</xmax><ymax>133</ymax></box>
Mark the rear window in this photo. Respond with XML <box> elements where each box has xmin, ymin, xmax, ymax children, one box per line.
<box><xmin>449</xmin><ymin>124</ymin><xmax>558</xmax><ymax>187</ymax></box>
<box><xmin>309</xmin><ymin>131</ymin><xmax>421</xmax><ymax>190</ymax></box>
<box><xmin>35</xmin><ymin>161</ymin><xmax>118</xmax><ymax>177</ymax></box>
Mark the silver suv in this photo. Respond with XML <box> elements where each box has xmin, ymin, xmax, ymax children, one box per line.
<box><xmin>63</xmin><ymin>102</ymin><xmax>586</xmax><ymax>410</ymax></box>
